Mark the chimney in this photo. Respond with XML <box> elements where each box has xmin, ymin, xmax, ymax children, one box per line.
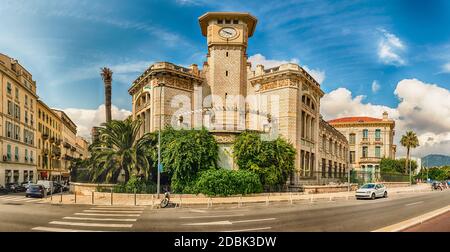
<box><xmin>256</xmin><ymin>64</ymin><xmax>264</xmax><ymax>76</ymax></box>
<box><xmin>189</xmin><ymin>64</ymin><xmax>199</xmax><ymax>76</ymax></box>
<box><xmin>382</xmin><ymin>111</ymin><xmax>388</xmax><ymax>120</ymax></box>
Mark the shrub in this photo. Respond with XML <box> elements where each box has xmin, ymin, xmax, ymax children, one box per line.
<box><xmin>107</xmin><ymin>175</ymin><xmax>157</xmax><ymax>194</ymax></box>
<box><xmin>190</xmin><ymin>169</ymin><xmax>263</xmax><ymax>196</ymax></box>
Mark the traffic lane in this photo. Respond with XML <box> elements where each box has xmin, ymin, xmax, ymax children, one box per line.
<box><xmin>135</xmin><ymin>191</ymin><xmax>450</xmax><ymax>232</ymax></box>
<box><xmin>403</xmin><ymin>211</ymin><xmax>450</xmax><ymax>232</ymax></box>
<box><xmin>0</xmin><ymin>202</ymin><xmax>91</xmax><ymax>231</ymax></box>
<box><xmin>272</xmin><ymin>190</ymin><xmax>450</xmax><ymax>231</ymax></box>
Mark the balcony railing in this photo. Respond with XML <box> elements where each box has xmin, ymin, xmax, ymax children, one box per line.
<box><xmin>359</xmin><ymin>156</ymin><xmax>382</xmax><ymax>163</ymax></box>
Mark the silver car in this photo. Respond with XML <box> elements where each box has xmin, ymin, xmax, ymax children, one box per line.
<box><xmin>355</xmin><ymin>183</ymin><xmax>388</xmax><ymax>200</ymax></box>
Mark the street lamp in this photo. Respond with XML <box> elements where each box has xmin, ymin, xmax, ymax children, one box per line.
<box><xmin>157</xmin><ymin>83</ymin><xmax>165</xmax><ymax>199</ymax></box>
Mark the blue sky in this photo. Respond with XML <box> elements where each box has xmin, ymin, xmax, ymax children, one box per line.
<box><xmin>1</xmin><ymin>0</ymin><xmax>450</xmax><ymax>156</ymax></box>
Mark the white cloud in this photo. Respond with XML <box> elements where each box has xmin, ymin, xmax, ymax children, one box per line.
<box><xmin>377</xmin><ymin>29</ymin><xmax>406</xmax><ymax>66</ymax></box>
<box><xmin>442</xmin><ymin>63</ymin><xmax>450</xmax><ymax>73</ymax></box>
<box><xmin>61</xmin><ymin>104</ymin><xmax>132</xmax><ymax>141</ymax></box>
<box><xmin>321</xmin><ymin>79</ymin><xmax>450</xmax><ymax>158</ymax></box>
<box><xmin>247</xmin><ymin>54</ymin><xmax>326</xmax><ymax>83</ymax></box>
<box><xmin>371</xmin><ymin>80</ymin><xmax>380</xmax><ymax>93</ymax></box>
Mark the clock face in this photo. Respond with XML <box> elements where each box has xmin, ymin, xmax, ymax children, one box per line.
<box><xmin>219</xmin><ymin>27</ymin><xmax>237</xmax><ymax>38</ymax></box>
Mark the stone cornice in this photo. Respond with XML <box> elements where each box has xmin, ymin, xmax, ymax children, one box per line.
<box><xmin>330</xmin><ymin>121</ymin><xmax>395</xmax><ymax>128</ymax></box>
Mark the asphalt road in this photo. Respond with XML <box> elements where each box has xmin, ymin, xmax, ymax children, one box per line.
<box><xmin>0</xmin><ymin>190</ymin><xmax>449</xmax><ymax>232</ymax></box>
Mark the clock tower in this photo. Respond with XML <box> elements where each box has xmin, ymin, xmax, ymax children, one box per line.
<box><xmin>199</xmin><ymin>12</ymin><xmax>258</xmax><ymax>130</ymax></box>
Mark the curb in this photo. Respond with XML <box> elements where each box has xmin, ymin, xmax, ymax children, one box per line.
<box><xmin>372</xmin><ymin>205</ymin><xmax>450</xmax><ymax>232</ymax></box>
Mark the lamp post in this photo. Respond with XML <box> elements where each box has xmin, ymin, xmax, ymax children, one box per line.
<box><xmin>157</xmin><ymin>83</ymin><xmax>165</xmax><ymax>199</ymax></box>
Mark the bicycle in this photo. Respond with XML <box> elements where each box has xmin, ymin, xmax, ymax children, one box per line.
<box><xmin>160</xmin><ymin>191</ymin><xmax>170</xmax><ymax>208</ymax></box>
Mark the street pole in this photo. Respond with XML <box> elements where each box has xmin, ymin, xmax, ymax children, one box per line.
<box><xmin>157</xmin><ymin>83</ymin><xmax>164</xmax><ymax>199</ymax></box>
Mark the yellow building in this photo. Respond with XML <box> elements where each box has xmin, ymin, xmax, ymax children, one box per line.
<box><xmin>0</xmin><ymin>53</ymin><xmax>38</xmax><ymax>186</ymax></box>
<box><xmin>36</xmin><ymin>100</ymin><xmax>63</xmax><ymax>181</ymax></box>
<box><xmin>328</xmin><ymin>112</ymin><xmax>396</xmax><ymax>178</ymax></box>
<box><xmin>52</xmin><ymin>109</ymin><xmax>78</xmax><ymax>177</ymax></box>
<box><xmin>75</xmin><ymin>136</ymin><xmax>89</xmax><ymax>159</ymax></box>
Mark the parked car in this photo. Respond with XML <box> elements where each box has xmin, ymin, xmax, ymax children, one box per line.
<box><xmin>36</xmin><ymin>180</ymin><xmax>55</xmax><ymax>194</ymax></box>
<box><xmin>26</xmin><ymin>184</ymin><xmax>45</xmax><ymax>198</ymax></box>
<box><xmin>21</xmin><ymin>181</ymin><xmax>33</xmax><ymax>190</ymax></box>
<box><xmin>0</xmin><ymin>185</ymin><xmax>8</xmax><ymax>194</ymax></box>
<box><xmin>356</xmin><ymin>183</ymin><xmax>388</xmax><ymax>200</ymax></box>
<box><xmin>5</xmin><ymin>182</ymin><xmax>26</xmax><ymax>193</ymax></box>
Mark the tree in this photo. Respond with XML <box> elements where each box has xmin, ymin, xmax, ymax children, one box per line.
<box><xmin>233</xmin><ymin>131</ymin><xmax>296</xmax><ymax>188</ymax></box>
<box><xmin>89</xmin><ymin>118</ymin><xmax>154</xmax><ymax>183</ymax></box>
<box><xmin>151</xmin><ymin>127</ymin><xmax>219</xmax><ymax>192</ymax></box>
<box><xmin>400</xmin><ymin>130</ymin><xmax>419</xmax><ymax>174</ymax></box>
<box><xmin>100</xmin><ymin>67</ymin><xmax>113</xmax><ymax>123</ymax></box>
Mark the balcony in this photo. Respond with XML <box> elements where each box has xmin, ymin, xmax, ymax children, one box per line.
<box><xmin>52</xmin><ymin>146</ymin><xmax>61</xmax><ymax>157</ymax></box>
<box><xmin>49</xmin><ymin>137</ymin><xmax>55</xmax><ymax>143</ymax></box>
<box><xmin>43</xmin><ymin>133</ymin><xmax>49</xmax><ymax>140</ymax></box>
<box><xmin>359</xmin><ymin>156</ymin><xmax>382</xmax><ymax>164</ymax></box>
<box><xmin>63</xmin><ymin>142</ymin><xmax>71</xmax><ymax>149</ymax></box>
<box><xmin>70</xmin><ymin>146</ymin><xmax>77</xmax><ymax>152</ymax></box>
<box><xmin>360</xmin><ymin>138</ymin><xmax>370</xmax><ymax>144</ymax></box>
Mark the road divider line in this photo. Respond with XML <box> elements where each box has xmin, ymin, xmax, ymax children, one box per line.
<box><xmin>83</xmin><ymin>210</ymin><xmax>143</xmax><ymax>214</ymax></box>
<box><xmin>180</xmin><ymin>214</ymin><xmax>245</xmax><ymax>219</ymax></box>
<box><xmin>49</xmin><ymin>221</ymin><xmax>133</xmax><ymax>228</ymax></box>
<box><xmin>372</xmin><ymin>205</ymin><xmax>450</xmax><ymax>232</ymax></box>
<box><xmin>222</xmin><ymin>227</ymin><xmax>272</xmax><ymax>232</ymax></box>
<box><xmin>405</xmin><ymin>201</ymin><xmax>424</xmax><ymax>206</ymax></box>
<box><xmin>232</xmin><ymin>218</ymin><xmax>276</xmax><ymax>224</ymax></box>
<box><xmin>32</xmin><ymin>226</ymin><xmax>106</xmax><ymax>232</ymax></box>
<box><xmin>91</xmin><ymin>208</ymin><xmax>145</xmax><ymax>211</ymax></box>
<box><xmin>75</xmin><ymin>213</ymin><xmax>140</xmax><ymax>217</ymax></box>
<box><xmin>63</xmin><ymin>217</ymin><xmax>137</xmax><ymax>222</ymax></box>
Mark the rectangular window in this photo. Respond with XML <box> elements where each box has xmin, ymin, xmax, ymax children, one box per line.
<box><xmin>217</xmin><ymin>19</ymin><xmax>223</xmax><ymax>24</ymax></box>
<box><xmin>31</xmin><ymin>114</ymin><xmax>34</xmax><ymax>126</ymax></box>
<box><xmin>375</xmin><ymin>129</ymin><xmax>381</xmax><ymax>141</ymax></box>
<box><xmin>375</xmin><ymin>146</ymin><xmax>381</xmax><ymax>158</ymax></box>
<box><xmin>14</xmin><ymin>104</ymin><xmax>20</xmax><ymax>120</ymax></box>
<box><xmin>7</xmin><ymin>100</ymin><xmax>13</xmax><ymax>115</ymax></box>
<box><xmin>30</xmin><ymin>151</ymin><xmax>33</xmax><ymax>163</ymax></box>
<box><xmin>25</xmin><ymin>149</ymin><xmax>28</xmax><ymax>162</ymax></box>
<box><xmin>15</xmin><ymin>146</ymin><xmax>19</xmax><ymax>161</ymax></box>
<box><xmin>7</xmin><ymin>82</ymin><xmax>12</xmax><ymax>94</ymax></box>
<box><xmin>25</xmin><ymin>94</ymin><xmax>28</xmax><ymax>105</ymax></box>
<box><xmin>14</xmin><ymin>125</ymin><xmax>20</xmax><ymax>140</ymax></box>
<box><xmin>350</xmin><ymin>151</ymin><xmax>355</xmax><ymax>163</ymax></box>
<box><xmin>25</xmin><ymin>111</ymin><xmax>28</xmax><ymax>124</ymax></box>
<box><xmin>7</xmin><ymin>145</ymin><xmax>11</xmax><ymax>160</ymax></box>
<box><xmin>362</xmin><ymin>146</ymin><xmax>368</xmax><ymax>158</ymax></box>
<box><xmin>15</xmin><ymin>87</ymin><xmax>19</xmax><ymax>99</ymax></box>
<box><xmin>225</xmin><ymin>71</ymin><xmax>228</xmax><ymax>76</ymax></box>
<box><xmin>233</xmin><ymin>19</ymin><xmax>239</xmax><ymax>24</ymax></box>
<box><xmin>363</xmin><ymin>129</ymin><xmax>369</xmax><ymax>139</ymax></box>
<box><xmin>349</xmin><ymin>134</ymin><xmax>355</xmax><ymax>144</ymax></box>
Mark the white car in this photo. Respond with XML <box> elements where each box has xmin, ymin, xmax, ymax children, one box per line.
<box><xmin>355</xmin><ymin>183</ymin><xmax>388</xmax><ymax>200</ymax></box>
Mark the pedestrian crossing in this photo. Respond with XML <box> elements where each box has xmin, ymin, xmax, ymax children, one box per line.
<box><xmin>31</xmin><ymin>205</ymin><xmax>145</xmax><ymax>232</ymax></box>
<box><xmin>0</xmin><ymin>195</ymin><xmax>46</xmax><ymax>204</ymax></box>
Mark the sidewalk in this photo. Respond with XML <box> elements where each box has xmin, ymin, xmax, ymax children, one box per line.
<box><xmin>44</xmin><ymin>183</ymin><xmax>431</xmax><ymax>207</ymax></box>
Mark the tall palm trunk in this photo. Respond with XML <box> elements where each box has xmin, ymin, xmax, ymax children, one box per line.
<box><xmin>405</xmin><ymin>147</ymin><xmax>410</xmax><ymax>174</ymax></box>
<box><xmin>105</xmin><ymin>80</ymin><xmax>112</xmax><ymax>123</ymax></box>
<box><xmin>101</xmin><ymin>67</ymin><xmax>113</xmax><ymax>123</ymax></box>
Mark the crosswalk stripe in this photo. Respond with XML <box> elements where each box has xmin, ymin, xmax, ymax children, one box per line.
<box><xmin>49</xmin><ymin>221</ymin><xmax>133</xmax><ymax>228</ymax></box>
<box><xmin>63</xmin><ymin>217</ymin><xmax>137</xmax><ymax>222</ymax></box>
<box><xmin>91</xmin><ymin>207</ymin><xmax>145</xmax><ymax>210</ymax></box>
<box><xmin>26</xmin><ymin>199</ymin><xmax>44</xmax><ymax>203</ymax></box>
<box><xmin>83</xmin><ymin>210</ymin><xmax>143</xmax><ymax>214</ymax></box>
<box><xmin>0</xmin><ymin>196</ymin><xmax>22</xmax><ymax>200</ymax></box>
<box><xmin>75</xmin><ymin>213</ymin><xmax>141</xmax><ymax>217</ymax></box>
<box><xmin>32</xmin><ymin>226</ymin><xmax>106</xmax><ymax>232</ymax></box>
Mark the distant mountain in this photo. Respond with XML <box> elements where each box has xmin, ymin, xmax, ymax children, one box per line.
<box><xmin>421</xmin><ymin>154</ymin><xmax>450</xmax><ymax>168</ymax></box>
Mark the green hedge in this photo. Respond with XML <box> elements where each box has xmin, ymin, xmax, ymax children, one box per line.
<box><xmin>187</xmin><ymin>169</ymin><xmax>263</xmax><ymax>196</ymax></box>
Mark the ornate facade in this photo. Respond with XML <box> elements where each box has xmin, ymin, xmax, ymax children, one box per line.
<box><xmin>128</xmin><ymin>12</ymin><xmax>349</xmax><ymax>187</ymax></box>
<box><xmin>328</xmin><ymin>112</ymin><xmax>396</xmax><ymax>179</ymax></box>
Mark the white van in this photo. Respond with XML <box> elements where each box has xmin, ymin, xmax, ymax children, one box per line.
<box><xmin>36</xmin><ymin>180</ymin><xmax>54</xmax><ymax>194</ymax></box>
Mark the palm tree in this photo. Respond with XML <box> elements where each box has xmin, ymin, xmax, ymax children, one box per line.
<box><xmin>89</xmin><ymin>118</ymin><xmax>156</xmax><ymax>183</ymax></box>
<box><xmin>100</xmin><ymin>67</ymin><xmax>113</xmax><ymax>123</ymax></box>
<box><xmin>400</xmin><ymin>130</ymin><xmax>420</xmax><ymax>175</ymax></box>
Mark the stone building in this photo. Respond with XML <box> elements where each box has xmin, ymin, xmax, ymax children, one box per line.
<box><xmin>128</xmin><ymin>12</ymin><xmax>349</xmax><ymax>187</ymax></box>
<box><xmin>0</xmin><ymin>53</ymin><xmax>38</xmax><ymax>186</ymax></box>
<box><xmin>328</xmin><ymin>112</ymin><xmax>396</xmax><ymax>180</ymax></box>
<box><xmin>37</xmin><ymin>100</ymin><xmax>62</xmax><ymax>181</ymax></box>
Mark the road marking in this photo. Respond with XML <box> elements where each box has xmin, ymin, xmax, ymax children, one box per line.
<box><xmin>32</xmin><ymin>226</ymin><xmax>106</xmax><ymax>232</ymax></box>
<box><xmin>180</xmin><ymin>214</ymin><xmax>245</xmax><ymax>219</ymax></box>
<box><xmin>63</xmin><ymin>217</ymin><xmax>137</xmax><ymax>222</ymax></box>
<box><xmin>373</xmin><ymin>205</ymin><xmax>450</xmax><ymax>232</ymax></box>
<box><xmin>183</xmin><ymin>218</ymin><xmax>276</xmax><ymax>226</ymax></box>
<box><xmin>49</xmin><ymin>221</ymin><xmax>133</xmax><ymax>228</ymax></box>
<box><xmin>91</xmin><ymin>207</ymin><xmax>145</xmax><ymax>211</ymax></box>
<box><xmin>222</xmin><ymin>227</ymin><xmax>272</xmax><ymax>232</ymax></box>
<box><xmin>75</xmin><ymin>213</ymin><xmax>141</xmax><ymax>217</ymax></box>
<box><xmin>83</xmin><ymin>210</ymin><xmax>143</xmax><ymax>214</ymax></box>
<box><xmin>189</xmin><ymin>209</ymin><xmax>208</xmax><ymax>213</ymax></box>
<box><xmin>405</xmin><ymin>201</ymin><xmax>424</xmax><ymax>206</ymax></box>
<box><xmin>232</xmin><ymin>218</ymin><xmax>276</xmax><ymax>224</ymax></box>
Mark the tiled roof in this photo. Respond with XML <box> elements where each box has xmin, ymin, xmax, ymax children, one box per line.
<box><xmin>328</xmin><ymin>116</ymin><xmax>383</xmax><ymax>124</ymax></box>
